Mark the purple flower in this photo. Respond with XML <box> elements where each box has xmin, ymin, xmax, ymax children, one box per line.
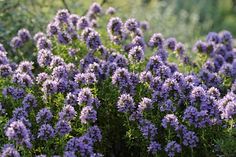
<box><xmin>89</xmin><ymin>2</ymin><xmax>102</xmax><ymax>14</ymax></box>
<box><xmin>107</xmin><ymin>17</ymin><xmax>125</xmax><ymax>44</ymax></box>
<box><xmin>5</xmin><ymin>120</ymin><xmax>31</xmax><ymax>146</ymax></box>
<box><xmin>146</xmin><ymin>55</ymin><xmax>163</xmax><ymax>72</ymax></box>
<box><xmin>56</xmin><ymin>120</ymin><xmax>72</xmax><ymax>136</ymax></box>
<box><xmin>52</xmin><ymin>65</ymin><xmax>68</xmax><ymax>79</ymax></box>
<box><xmin>221</xmin><ymin>101</ymin><xmax>236</xmax><ymax>120</ymax></box>
<box><xmin>206</xmin><ymin>32</ymin><xmax>220</xmax><ymax>44</ymax></box>
<box><xmin>36</xmin><ymin>108</ymin><xmax>53</xmax><ymax>124</ymax></box>
<box><xmin>160</xmin><ymin>99</ymin><xmax>176</xmax><ymax>112</ymax></box>
<box><xmin>164</xmin><ymin>38</ymin><xmax>177</xmax><ymax>51</ymax></box>
<box><xmin>139</xmin><ymin>119</ymin><xmax>157</xmax><ymax>140</ymax></box>
<box><xmin>47</xmin><ymin>21</ymin><xmax>59</xmax><ymax>36</ymax></box>
<box><xmin>33</xmin><ymin>32</ymin><xmax>46</xmax><ymax>42</ymax></box>
<box><xmin>140</xmin><ymin>71</ymin><xmax>153</xmax><ymax>84</ymax></box>
<box><xmin>86</xmin><ymin>125</ymin><xmax>102</xmax><ymax>143</ymax></box>
<box><xmin>165</xmin><ymin>141</ymin><xmax>181</xmax><ymax>157</ymax></box>
<box><xmin>1</xmin><ymin>144</ymin><xmax>20</xmax><ymax>157</ymax></box>
<box><xmin>37</xmin><ymin>49</ymin><xmax>53</xmax><ymax>67</ymax></box>
<box><xmin>65</xmin><ymin>135</ymin><xmax>94</xmax><ymax>156</ymax></box>
<box><xmin>86</xmin><ymin>31</ymin><xmax>102</xmax><ymax>50</ymax></box>
<box><xmin>69</xmin><ymin>14</ymin><xmax>80</xmax><ymax>27</ymax></box>
<box><xmin>16</xmin><ymin>61</ymin><xmax>34</xmax><ymax>74</ymax></box>
<box><xmin>182</xmin><ymin>130</ymin><xmax>199</xmax><ymax>148</ymax></box>
<box><xmin>161</xmin><ymin>114</ymin><xmax>179</xmax><ymax>130</ymax></box>
<box><xmin>12</xmin><ymin>73</ymin><xmax>34</xmax><ymax>88</ymax></box>
<box><xmin>17</xmin><ymin>28</ymin><xmax>31</xmax><ymax>42</ymax></box>
<box><xmin>117</xmin><ymin>94</ymin><xmax>135</xmax><ymax>113</ymax></box>
<box><xmin>42</xmin><ymin>79</ymin><xmax>58</xmax><ymax>96</ymax></box>
<box><xmin>128</xmin><ymin>46</ymin><xmax>144</xmax><ymax>63</ymax></box>
<box><xmin>132</xmin><ymin>36</ymin><xmax>146</xmax><ymax>50</ymax></box>
<box><xmin>56</xmin><ymin>9</ymin><xmax>70</xmax><ymax>23</ymax></box>
<box><xmin>77</xmin><ymin>88</ymin><xmax>94</xmax><ymax>106</ymax></box>
<box><xmin>80</xmin><ymin>106</ymin><xmax>97</xmax><ymax>124</ymax></box>
<box><xmin>57</xmin><ymin>31</ymin><xmax>71</xmax><ymax>45</ymax></box>
<box><xmin>149</xmin><ymin>33</ymin><xmax>164</xmax><ymax>48</ymax></box>
<box><xmin>176</xmin><ymin>42</ymin><xmax>185</xmax><ymax>57</ymax></box>
<box><xmin>22</xmin><ymin>94</ymin><xmax>37</xmax><ymax>109</ymax></box>
<box><xmin>36</xmin><ymin>72</ymin><xmax>49</xmax><ymax>84</ymax></box>
<box><xmin>36</xmin><ymin>37</ymin><xmax>52</xmax><ymax>50</ymax></box>
<box><xmin>106</xmin><ymin>7</ymin><xmax>116</xmax><ymax>15</ymax></box>
<box><xmin>59</xmin><ymin>105</ymin><xmax>77</xmax><ymax>121</ymax></box>
<box><xmin>77</xmin><ymin>16</ymin><xmax>90</xmax><ymax>30</ymax></box>
<box><xmin>138</xmin><ymin>97</ymin><xmax>153</xmax><ymax>112</ymax></box>
<box><xmin>140</xmin><ymin>21</ymin><xmax>149</xmax><ymax>31</ymax></box>
<box><xmin>50</xmin><ymin>56</ymin><xmax>65</xmax><ymax>68</ymax></box>
<box><xmin>38</xmin><ymin>124</ymin><xmax>55</xmax><ymax>140</ymax></box>
<box><xmin>190</xmin><ymin>86</ymin><xmax>207</xmax><ymax>105</ymax></box>
<box><xmin>193</xmin><ymin>40</ymin><xmax>207</xmax><ymax>53</ymax></box>
<box><xmin>124</xmin><ymin>18</ymin><xmax>138</xmax><ymax>32</ymax></box>
<box><xmin>147</xmin><ymin>141</ymin><xmax>161</xmax><ymax>154</ymax></box>
<box><xmin>0</xmin><ymin>64</ymin><xmax>12</xmax><ymax>77</ymax></box>
<box><xmin>0</xmin><ymin>43</ymin><xmax>6</xmax><ymax>52</ymax></box>
<box><xmin>10</xmin><ymin>36</ymin><xmax>23</xmax><ymax>49</ymax></box>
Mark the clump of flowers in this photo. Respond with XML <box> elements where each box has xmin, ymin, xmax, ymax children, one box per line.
<box><xmin>0</xmin><ymin>2</ymin><xmax>236</xmax><ymax>157</ymax></box>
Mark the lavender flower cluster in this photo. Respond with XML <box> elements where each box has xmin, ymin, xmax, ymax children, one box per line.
<box><xmin>0</xmin><ymin>2</ymin><xmax>235</xmax><ymax>157</ymax></box>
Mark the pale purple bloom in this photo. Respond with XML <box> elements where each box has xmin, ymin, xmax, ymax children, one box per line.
<box><xmin>38</xmin><ymin>124</ymin><xmax>55</xmax><ymax>140</ymax></box>
<box><xmin>80</xmin><ymin>106</ymin><xmax>97</xmax><ymax>124</ymax></box>
<box><xmin>36</xmin><ymin>108</ymin><xmax>53</xmax><ymax>124</ymax></box>
<box><xmin>165</xmin><ymin>141</ymin><xmax>181</xmax><ymax>157</ymax></box>
<box><xmin>59</xmin><ymin>105</ymin><xmax>77</xmax><ymax>121</ymax></box>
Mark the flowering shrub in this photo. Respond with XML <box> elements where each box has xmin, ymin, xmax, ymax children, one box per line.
<box><xmin>0</xmin><ymin>2</ymin><xmax>236</xmax><ymax>157</ymax></box>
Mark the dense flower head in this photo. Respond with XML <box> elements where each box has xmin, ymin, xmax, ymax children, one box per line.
<box><xmin>36</xmin><ymin>37</ymin><xmax>52</xmax><ymax>50</ymax></box>
<box><xmin>10</xmin><ymin>36</ymin><xmax>23</xmax><ymax>49</ymax></box>
<box><xmin>182</xmin><ymin>130</ymin><xmax>199</xmax><ymax>148</ymax></box>
<box><xmin>164</xmin><ymin>38</ymin><xmax>177</xmax><ymax>51</ymax></box>
<box><xmin>206</xmin><ymin>32</ymin><xmax>220</xmax><ymax>44</ymax></box>
<box><xmin>69</xmin><ymin>14</ymin><xmax>80</xmax><ymax>27</ymax></box>
<box><xmin>42</xmin><ymin>79</ymin><xmax>58</xmax><ymax>96</ymax></box>
<box><xmin>161</xmin><ymin>114</ymin><xmax>179</xmax><ymax>129</ymax></box>
<box><xmin>86</xmin><ymin>125</ymin><xmax>102</xmax><ymax>143</ymax></box>
<box><xmin>56</xmin><ymin>120</ymin><xmax>72</xmax><ymax>136</ymax></box>
<box><xmin>139</xmin><ymin>119</ymin><xmax>158</xmax><ymax>140</ymax></box>
<box><xmin>193</xmin><ymin>40</ymin><xmax>207</xmax><ymax>53</ymax></box>
<box><xmin>0</xmin><ymin>43</ymin><xmax>6</xmax><ymax>52</ymax></box>
<box><xmin>80</xmin><ymin>106</ymin><xmax>97</xmax><ymax>124</ymax></box>
<box><xmin>5</xmin><ymin>120</ymin><xmax>31</xmax><ymax>145</ymax></box>
<box><xmin>128</xmin><ymin>45</ymin><xmax>144</xmax><ymax>62</ymax></box>
<box><xmin>17</xmin><ymin>28</ymin><xmax>31</xmax><ymax>42</ymax></box>
<box><xmin>22</xmin><ymin>94</ymin><xmax>37</xmax><ymax>109</ymax></box>
<box><xmin>117</xmin><ymin>94</ymin><xmax>135</xmax><ymax>112</ymax></box>
<box><xmin>0</xmin><ymin>64</ymin><xmax>12</xmax><ymax>77</ymax></box>
<box><xmin>59</xmin><ymin>105</ymin><xmax>77</xmax><ymax>121</ymax></box>
<box><xmin>106</xmin><ymin>7</ymin><xmax>116</xmax><ymax>15</ymax></box>
<box><xmin>190</xmin><ymin>86</ymin><xmax>207</xmax><ymax>105</ymax></box>
<box><xmin>36</xmin><ymin>108</ymin><xmax>53</xmax><ymax>124</ymax></box>
<box><xmin>124</xmin><ymin>18</ymin><xmax>139</xmax><ymax>32</ymax></box>
<box><xmin>138</xmin><ymin>97</ymin><xmax>153</xmax><ymax>112</ymax></box>
<box><xmin>149</xmin><ymin>33</ymin><xmax>164</xmax><ymax>48</ymax></box>
<box><xmin>12</xmin><ymin>72</ymin><xmax>34</xmax><ymax>88</ymax></box>
<box><xmin>89</xmin><ymin>2</ymin><xmax>102</xmax><ymax>15</ymax></box>
<box><xmin>37</xmin><ymin>49</ymin><xmax>53</xmax><ymax>67</ymax></box>
<box><xmin>77</xmin><ymin>16</ymin><xmax>90</xmax><ymax>30</ymax></box>
<box><xmin>38</xmin><ymin>124</ymin><xmax>55</xmax><ymax>140</ymax></box>
<box><xmin>1</xmin><ymin>144</ymin><xmax>20</xmax><ymax>157</ymax></box>
<box><xmin>107</xmin><ymin>17</ymin><xmax>125</xmax><ymax>43</ymax></box>
<box><xmin>86</xmin><ymin>31</ymin><xmax>102</xmax><ymax>50</ymax></box>
<box><xmin>147</xmin><ymin>141</ymin><xmax>161</xmax><ymax>154</ymax></box>
<box><xmin>165</xmin><ymin>141</ymin><xmax>181</xmax><ymax>157</ymax></box>
<box><xmin>47</xmin><ymin>21</ymin><xmax>59</xmax><ymax>36</ymax></box>
<box><xmin>33</xmin><ymin>32</ymin><xmax>46</xmax><ymax>42</ymax></box>
<box><xmin>56</xmin><ymin>9</ymin><xmax>70</xmax><ymax>23</ymax></box>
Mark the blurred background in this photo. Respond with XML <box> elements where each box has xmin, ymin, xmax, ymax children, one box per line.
<box><xmin>1</xmin><ymin>0</ymin><xmax>236</xmax><ymax>50</ymax></box>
